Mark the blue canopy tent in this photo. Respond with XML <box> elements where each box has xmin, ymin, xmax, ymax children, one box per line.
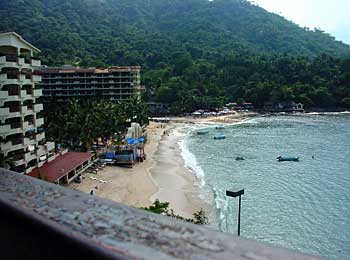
<box><xmin>125</xmin><ymin>138</ymin><xmax>139</xmax><ymax>145</ymax></box>
<box><xmin>104</xmin><ymin>153</ymin><xmax>116</xmax><ymax>160</ymax></box>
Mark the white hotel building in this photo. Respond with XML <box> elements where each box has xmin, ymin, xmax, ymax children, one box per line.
<box><xmin>0</xmin><ymin>32</ymin><xmax>55</xmax><ymax>174</ymax></box>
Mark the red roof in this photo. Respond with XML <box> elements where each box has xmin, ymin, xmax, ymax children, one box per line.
<box><xmin>28</xmin><ymin>152</ymin><xmax>93</xmax><ymax>182</ymax></box>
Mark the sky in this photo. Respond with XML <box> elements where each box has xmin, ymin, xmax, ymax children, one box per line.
<box><xmin>249</xmin><ymin>0</ymin><xmax>350</xmax><ymax>44</ymax></box>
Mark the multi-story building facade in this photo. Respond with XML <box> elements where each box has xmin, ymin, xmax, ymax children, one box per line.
<box><xmin>38</xmin><ymin>65</ymin><xmax>143</xmax><ymax>102</ymax></box>
<box><xmin>0</xmin><ymin>32</ymin><xmax>55</xmax><ymax>174</ymax></box>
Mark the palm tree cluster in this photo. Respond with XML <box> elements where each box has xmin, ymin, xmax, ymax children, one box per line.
<box><xmin>44</xmin><ymin>98</ymin><xmax>149</xmax><ymax>152</ymax></box>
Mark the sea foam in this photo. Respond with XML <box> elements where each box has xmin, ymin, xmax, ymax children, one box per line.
<box><xmin>177</xmin><ymin>126</ymin><xmax>206</xmax><ymax>187</ymax></box>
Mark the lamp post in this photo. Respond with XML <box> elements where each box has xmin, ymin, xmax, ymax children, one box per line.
<box><xmin>226</xmin><ymin>189</ymin><xmax>244</xmax><ymax>236</ymax></box>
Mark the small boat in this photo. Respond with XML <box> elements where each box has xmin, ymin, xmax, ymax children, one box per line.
<box><xmin>216</xmin><ymin>125</ymin><xmax>225</xmax><ymax>129</ymax></box>
<box><xmin>235</xmin><ymin>157</ymin><xmax>245</xmax><ymax>161</ymax></box>
<box><xmin>276</xmin><ymin>156</ymin><xmax>299</xmax><ymax>162</ymax></box>
<box><xmin>197</xmin><ymin>130</ymin><xmax>209</xmax><ymax>135</ymax></box>
<box><xmin>214</xmin><ymin>134</ymin><xmax>226</xmax><ymax>140</ymax></box>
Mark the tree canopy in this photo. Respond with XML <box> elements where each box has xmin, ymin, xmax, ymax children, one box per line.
<box><xmin>1</xmin><ymin>0</ymin><xmax>350</xmax><ymax>111</ymax></box>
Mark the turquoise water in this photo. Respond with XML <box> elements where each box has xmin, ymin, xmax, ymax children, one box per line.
<box><xmin>184</xmin><ymin>114</ymin><xmax>350</xmax><ymax>260</ymax></box>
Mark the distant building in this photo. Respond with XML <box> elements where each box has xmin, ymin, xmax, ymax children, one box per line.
<box><xmin>147</xmin><ymin>102</ymin><xmax>169</xmax><ymax>115</ymax></box>
<box><xmin>0</xmin><ymin>32</ymin><xmax>55</xmax><ymax>174</ymax></box>
<box><xmin>264</xmin><ymin>101</ymin><xmax>304</xmax><ymax>112</ymax></box>
<box><xmin>37</xmin><ymin>65</ymin><xmax>143</xmax><ymax>102</ymax></box>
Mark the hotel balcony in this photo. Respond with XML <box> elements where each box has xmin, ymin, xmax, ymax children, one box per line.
<box><xmin>1</xmin><ymin>140</ymin><xmax>24</xmax><ymax>155</ymax></box>
<box><xmin>0</xmin><ymin>122</ymin><xmax>22</xmax><ymax>137</ymax></box>
<box><xmin>32</xmin><ymin>75</ymin><xmax>42</xmax><ymax>83</ymax></box>
<box><xmin>0</xmin><ymin>169</ymin><xmax>324</xmax><ymax>260</ymax></box>
<box><xmin>35</xmin><ymin>117</ymin><xmax>44</xmax><ymax>127</ymax></box>
<box><xmin>0</xmin><ymin>54</ymin><xmax>38</xmax><ymax>68</ymax></box>
<box><xmin>24</xmin><ymin>151</ymin><xmax>37</xmax><ymax>163</ymax></box>
<box><xmin>45</xmin><ymin>141</ymin><xmax>55</xmax><ymax>152</ymax></box>
<box><xmin>0</xmin><ymin>90</ymin><xmax>21</xmax><ymax>102</ymax></box>
<box><xmin>33</xmin><ymin>89</ymin><xmax>42</xmax><ymax>97</ymax></box>
<box><xmin>31</xmin><ymin>59</ymin><xmax>41</xmax><ymax>68</ymax></box>
<box><xmin>0</xmin><ymin>122</ymin><xmax>22</xmax><ymax>135</ymax></box>
<box><xmin>36</xmin><ymin>145</ymin><xmax>47</xmax><ymax>157</ymax></box>
<box><xmin>13</xmin><ymin>156</ymin><xmax>25</xmax><ymax>167</ymax></box>
<box><xmin>17</xmin><ymin>58</ymin><xmax>31</xmax><ymax>69</ymax></box>
<box><xmin>19</xmin><ymin>74</ymin><xmax>32</xmax><ymax>84</ymax></box>
<box><xmin>0</xmin><ymin>124</ymin><xmax>11</xmax><ymax>134</ymax></box>
<box><xmin>22</xmin><ymin>121</ymin><xmax>35</xmax><ymax>132</ymax></box>
<box><xmin>23</xmin><ymin>137</ymin><xmax>36</xmax><ymax>147</ymax></box>
<box><xmin>20</xmin><ymin>89</ymin><xmax>34</xmax><ymax>99</ymax></box>
<box><xmin>22</xmin><ymin>105</ymin><xmax>35</xmax><ymax>116</ymax></box>
<box><xmin>34</xmin><ymin>103</ymin><xmax>43</xmax><ymax>112</ymax></box>
<box><xmin>25</xmin><ymin>165</ymin><xmax>36</xmax><ymax>175</ymax></box>
<box><xmin>35</xmin><ymin>132</ymin><xmax>45</xmax><ymax>142</ymax></box>
<box><xmin>0</xmin><ymin>54</ymin><xmax>17</xmax><ymax>67</ymax></box>
<box><xmin>0</xmin><ymin>107</ymin><xmax>21</xmax><ymax>119</ymax></box>
<box><xmin>0</xmin><ymin>72</ymin><xmax>8</xmax><ymax>82</ymax></box>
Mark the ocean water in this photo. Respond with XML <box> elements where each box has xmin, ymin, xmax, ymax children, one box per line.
<box><xmin>182</xmin><ymin>114</ymin><xmax>350</xmax><ymax>260</ymax></box>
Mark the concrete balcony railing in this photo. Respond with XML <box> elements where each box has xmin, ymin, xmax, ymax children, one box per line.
<box><xmin>13</xmin><ymin>157</ymin><xmax>25</xmax><ymax>167</ymax></box>
<box><xmin>24</xmin><ymin>152</ymin><xmax>37</xmax><ymax>163</ymax></box>
<box><xmin>0</xmin><ymin>91</ymin><xmax>21</xmax><ymax>102</ymax></box>
<box><xmin>17</xmin><ymin>57</ymin><xmax>25</xmax><ymax>66</ymax></box>
<box><xmin>0</xmin><ymin>107</ymin><xmax>9</xmax><ymax>116</ymax></box>
<box><xmin>22</xmin><ymin>105</ymin><xmax>34</xmax><ymax>115</ymax></box>
<box><xmin>1</xmin><ymin>141</ymin><xmax>24</xmax><ymax>154</ymax></box>
<box><xmin>45</xmin><ymin>141</ymin><xmax>55</xmax><ymax>152</ymax></box>
<box><xmin>22</xmin><ymin>121</ymin><xmax>35</xmax><ymax>132</ymax></box>
<box><xmin>24</xmin><ymin>137</ymin><xmax>36</xmax><ymax>146</ymax></box>
<box><xmin>37</xmin><ymin>160</ymin><xmax>45</xmax><ymax>168</ymax></box>
<box><xmin>0</xmin><ymin>169</ymin><xmax>325</xmax><ymax>260</ymax></box>
<box><xmin>34</xmin><ymin>103</ymin><xmax>43</xmax><ymax>112</ymax></box>
<box><xmin>25</xmin><ymin>165</ymin><xmax>36</xmax><ymax>175</ymax></box>
<box><xmin>32</xmin><ymin>75</ymin><xmax>42</xmax><ymax>83</ymax></box>
<box><xmin>19</xmin><ymin>74</ymin><xmax>31</xmax><ymax>84</ymax></box>
<box><xmin>0</xmin><ymin>107</ymin><xmax>21</xmax><ymax>119</ymax></box>
<box><xmin>20</xmin><ymin>90</ymin><xmax>34</xmax><ymax>99</ymax></box>
<box><xmin>37</xmin><ymin>145</ymin><xmax>47</xmax><ymax>157</ymax></box>
<box><xmin>0</xmin><ymin>55</ymin><xmax>17</xmax><ymax>67</ymax></box>
<box><xmin>35</xmin><ymin>117</ymin><xmax>44</xmax><ymax>127</ymax></box>
<box><xmin>31</xmin><ymin>59</ymin><xmax>41</xmax><ymax>67</ymax></box>
<box><xmin>0</xmin><ymin>124</ymin><xmax>11</xmax><ymax>134</ymax></box>
<box><xmin>0</xmin><ymin>73</ymin><xmax>7</xmax><ymax>82</ymax></box>
<box><xmin>0</xmin><ymin>55</ymin><xmax>6</xmax><ymax>65</ymax></box>
<box><xmin>33</xmin><ymin>89</ymin><xmax>42</xmax><ymax>97</ymax></box>
<box><xmin>35</xmin><ymin>132</ymin><xmax>45</xmax><ymax>142</ymax></box>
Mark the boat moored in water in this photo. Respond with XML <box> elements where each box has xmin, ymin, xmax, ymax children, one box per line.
<box><xmin>276</xmin><ymin>156</ymin><xmax>299</xmax><ymax>162</ymax></box>
<box><xmin>214</xmin><ymin>134</ymin><xmax>226</xmax><ymax>140</ymax></box>
<box><xmin>216</xmin><ymin>125</ymin><xmax>225</xmax><ymax>129</ymax></box>
<box><xmin>197</xmin><ymin>130</ymin><xmax>209</xmax><ymax>135</ymax></box>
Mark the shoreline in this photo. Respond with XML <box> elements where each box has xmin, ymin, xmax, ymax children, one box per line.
<box><xmin>71</xmin><ymin>112</ymin><xmax>256</xmax><ymax>218</ymax></box>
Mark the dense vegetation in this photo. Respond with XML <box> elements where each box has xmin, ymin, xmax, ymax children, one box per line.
<box><xmin>43</xmin><ymin>98</ymin><xmax>149</xmax><ymax>151</ymax></box>
<box><xmin>1</xmin><ymin>0</ymin><xmax>350</xmax><ymax>111</ymax></box>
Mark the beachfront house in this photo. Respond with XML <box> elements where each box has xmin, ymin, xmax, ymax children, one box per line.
<box><xmin>264</xmin><ymin>101</ymin><xmax>304</xmax><ymax>112</ymax></box>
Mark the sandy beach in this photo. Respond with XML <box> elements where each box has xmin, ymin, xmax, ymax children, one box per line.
<box><xmin>71</xmin><ymin>112</ymin><xmax>256</xmax><ymax>218</ymax></box>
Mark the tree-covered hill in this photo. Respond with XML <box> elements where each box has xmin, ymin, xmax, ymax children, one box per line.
<box><xmin>1</xmin><ymin>0</ymin><xmax>350</xmax><ymax>111</ymax></box>
<box><xmin>0</xmin><ymin>0</ymin><xmax>349</xmax><ymax>66</ymax></box>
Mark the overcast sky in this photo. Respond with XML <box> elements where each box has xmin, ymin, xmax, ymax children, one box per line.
<box><xmin>250</xmin><ymin>0</ymin><xmax>350</xmax><ymax>44</ymax></box>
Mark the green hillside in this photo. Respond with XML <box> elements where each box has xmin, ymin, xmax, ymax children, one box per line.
<box><xmin>1</xmin><ymin>0</ymin><xmax>350</xmax><ymax>111</ymax></box>
<box><xmin>1</xmin><ymin>0</ymin><xmax>349</xmax><ymax>65</ymax></box>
